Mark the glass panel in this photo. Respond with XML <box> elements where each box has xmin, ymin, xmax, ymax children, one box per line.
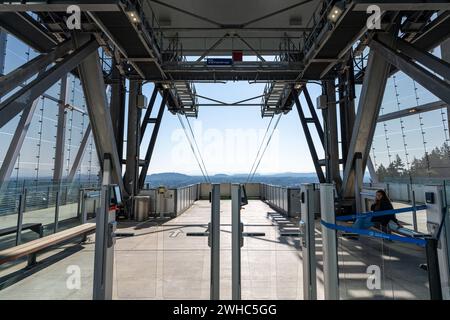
<box><xmin>241</xmin><ymin>186</ymin><xmax>302</xmax><ymax>299</ymax></box>
<box><xmin>0</xmin><ymin>182</ymin><xmax>100</xmax><ymax>299</ymax></box>
<box><xmin>337</xmin><ymin>232</ymin><xmax>430</xmax><ymax>299</ymax></box>
<box><xmin>112</xmin><ymin>184</ymin><xmax>208</xmax><ymax>299</ymax></box>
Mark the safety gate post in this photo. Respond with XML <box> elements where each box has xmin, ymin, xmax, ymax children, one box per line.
<box><xmin>320</xmin><ymin>183</ymin><xmax>339</xmax><ymax>300</ymax></box>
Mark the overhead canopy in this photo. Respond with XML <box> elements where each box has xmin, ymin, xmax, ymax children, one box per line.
<box><xmin>145</xmin><ymin>0</ymin><xmax>319</xmax><ymax>56</ymax></box>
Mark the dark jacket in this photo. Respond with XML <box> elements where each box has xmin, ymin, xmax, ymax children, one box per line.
<box><xmin>370</xmin><ymin>201</ymin><xmax>397</xmax><ymax>226</ymax></box>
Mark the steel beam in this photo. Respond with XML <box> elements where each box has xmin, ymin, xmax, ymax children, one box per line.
<box><xmin>124</xmin><ymin>80</ymin><xmax>142</xmax><ymax>197</ymax></box>
<box><xmin>383</xmin><ymin>12</ymin><xmax>450</xmax><ymax>78</ymax></box>
<box><xmin>53</xmin><ymin>75</ymin><xmax>69</xmax><ymax>183</ymax></box>
<box><xmin>303</xmin><ymin>85</ymin><xmax>324</xmax><ymax>146</ymax></box>
<box><xmin>109</xmin><ymin>58</ymin><xmax>126</xmax><ymax>162</ymax></box>
<box><xmin>0</xmin><ymin>1</ymin><xmax>121</xmax><ymax>11</ymax></box>
<box><xmin>161</xmin><ymin>61</ymin><xmax>304</xmax><ymax>81</ymax></box>
<box><xmin>0</xmin><ymin>30</ymin><xmax>5</xmax><ymax>76</ymax></box>
<box><xmin>441</xmin><ymin>38</ymin><xmax>450</xmax><ymax>141</ymax></box>
<box><xmin>411</xmin><ymin>11</ymin><xmax>450</xmax><ymax>50</ymax></box>
<box><xmin>367</xmin><ymin>156</ymin><xmax>379</xmax><ymax>184</ymax></box>
<box><xmin>392</xmin><ymin>36</ymin><xmax>450</xmax><ymax>81</ymax></box>
<box><xmin>293</xmin><ymin>91</ymin><xmax>326</xmax><ymax>183</ymax></box>
<box><xmin>377</xmin><ymin>100</ymin><xmax>448</xmax><ymax>122</ymax></box>
<box><xmin>0</xmin><ymin>38</ymin><xmax>74</xmax><ymax>97</ymax></box>
<box><xmin>353</xmin><ymin>0</ymin><xmax>450</xmax><ymax>11</ymax></box>
<box><xmin>234</xmin><ymin>34</ymin><xmax>266</xmax><ymax>62</ymax></box>
<box><xmin>370</xmin><ymin>36</ymin><xmax>450</xmax><ymax>106</ymax></box>
<box><xmin>0</xmin><ymin>12</ymin><xmax>57</xmax><ymax>52</ymax></box>
<box><xmin>0</xmin><ymin>38</ymin><xmax>98</xmax><ymax>129</ymax></box>
<box><xmin>67</xmin><ymin>125</ymin><xmax>92</xmax><ymax>183</ymax></box>
<box><xmin>338</xmin><ymin>55</ymin><xmax>356</xmax><ymax>169</ymax></box>
<box><xmin>138</xmin><ymin>90</ymin><xmax>167</xmax><ymax>190</ymax></box>
<box><xmin>323</xmin><ymin>80</ymin><xmax>341</xmax><ymax>188</ymax></box>
<box><xmin>0</xmin><ymin>97</ymin><xmax>40</xmax><ymax>190</ymax></box>
<box><xmin>0</xmin><ymin>67</ymin><xmax>48</xmax><ymax>189</ymax></box>
<box><xmin>341</xmin><ymin>37</ymin><xmax>393</xmax><ymax>199</ymax></box>
<box><xmin>140</xmin><ymin>86</ymin><xmax>159</xmax><ymax>139</ymax></box>
<box><xmin>75</xmin><ymin>34</ymin><xmax>124</xmax><ymax>194</ymax></box>
<box><xmin>196</xmin><ymin>33</ymin><xmax>230</xmax><ymax>62</ymax></box>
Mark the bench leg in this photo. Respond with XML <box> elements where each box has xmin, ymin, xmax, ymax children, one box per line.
<box><xmin>27</xmin><ymin>253</ymin><xmax>37</xmax><ymax>268</ymax></box>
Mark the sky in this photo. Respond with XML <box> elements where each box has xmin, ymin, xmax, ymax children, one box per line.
<box><xmin>135</xmin><ymin>54</ymin><xmax>326</xmax><ymax>176</ymax></box>
<box><xmin>137</xmin><ymin>80</ymin><xmax>325</xmax><ymax>176</ymax></box>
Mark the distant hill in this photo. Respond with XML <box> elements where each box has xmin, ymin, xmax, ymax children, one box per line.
<box><xmin>145</xmin><ymin>172</ymin><xmax>321</xmax><ymax>188</ymax></box>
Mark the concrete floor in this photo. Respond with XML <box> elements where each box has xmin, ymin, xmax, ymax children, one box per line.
<box><xmin>0</xmin><ymin>200</ymin><xmax>430</xmax><ymax>300</ymax></box>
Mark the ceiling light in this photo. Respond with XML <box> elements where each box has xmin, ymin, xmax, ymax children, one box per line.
<box><xmin>126</xmin><ymin>9</ymin><xmax>140</xmax><ymax>24</ymax></box>
<box><xmin>327</xmin><ymin>2</ymin><xmax>344</xmax><ymax>23</ymax></box>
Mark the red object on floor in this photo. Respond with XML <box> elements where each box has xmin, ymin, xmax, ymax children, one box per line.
<box><xmin>232</xmin><ymin>50</ymin><xmax>243</xmax><ymax>62</ymax></box>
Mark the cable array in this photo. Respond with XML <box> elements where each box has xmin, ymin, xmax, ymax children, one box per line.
<box><xmin>176</xmin><ymin>113</ymin><xmax>211</xmax><ymax>183</ymax></box>
<box><xmin>246</xmin><ymin>114</ymin><xmax>282</xmax><ymax>183</ymax></box>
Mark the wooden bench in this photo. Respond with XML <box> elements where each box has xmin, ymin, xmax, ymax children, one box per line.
<box><xmin>0</xmin><ymin>223</ymin><xmax>95</xmax><ymax>267</ymax></box>
<box><xmin>0</xmin><ymin>223</ymin><xmax>44</xmax><ymax>239</ymax></box>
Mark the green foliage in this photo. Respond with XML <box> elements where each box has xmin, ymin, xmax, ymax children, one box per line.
<box><xmin>376</xmin><ymin>142</ymin><xmax>450</xmax><ymax>181</ymax></box>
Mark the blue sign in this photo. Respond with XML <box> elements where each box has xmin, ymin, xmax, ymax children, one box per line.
<box><xmin>206</xmin><ymin>58</ymin><xmax>233</xmax><ymax>66</ymax></box>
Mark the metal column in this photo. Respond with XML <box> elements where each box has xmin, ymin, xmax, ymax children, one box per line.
<box><xmin>67</xmin><ymin>125</ymin><xmax>92</xmax><ymax>183</ymax></box>
<box><xmin>441</xmin><ymin>38</ymin><xmax>450</xmax><ymax>139</ymax></box>
<box><xmin>320</xmin><ymin>183</ymin><xmax>339</xmax><ymax>300</ymax></box>
<box><xmin>293</xmin><ymin>91</ymin><xmax>326</xmax><ymax>183</ymax></box>
<box><xmin>138</xmin><ymin>90</ymin><xmax>168</xmax><ymax>190</ymax></box>
<box><xmin>210</xmin><ymin>184</ymin><xmax>220</xmax><ymax>300</ymax></box>
<box><xmin>367</xmin><ymin>157</ymin><xmax>379</xmax><ymax>184</ymax></box>
<box><xmin>323</xmin><ymin>80</ymin><xmax>341</xmax><ymax>188</ymax></box>
<box><xmin>75</xmin><ymin>34</ymin><xmax>124</xmax><ymax>195</ymax></box>
<box><xmin>338</xmin><ymin>55</ymin><xmax>356</xmax><ymax>169</ymax></box>
<box><xmin>300</xmin><ymin>183</ymin><xmax>317</xmax><ymax>300</ymax></box>
<box><xmin>424</xmin><ymin>185</ymin><xmax>450</xmax><ymax>299</ymax></box>
<box><xmin>354</xmin><ymin>153</ymin><xmax>363</xmax><ymax>213</ymax></box>
<box><xmin>109</xmin><ymin>57</ymin><xmax>126</xmax><ymax>161</ymax></box>
<box><xmin>231</xmin><ymin>183</ymin><xmax>242</xmax><ymax>300</ymax></box>
<box><xmin>303</xmin><ymin>86</ymin><xmax>324</xmax><ymax>146</ymax></box>
<box><xmin>341</xmin><ymin>36</ymin><xmax>393</xmax><ymax>199</ymax></box>
<box><xmin>140</xmin><ymin>86</ymin><xmax>159</xmax><ymax>139</ymax></box>
<box><xmin>53</xmin><ymin>74</ymin><xmax>69</xmax><ymax>183</ymax></box>
<box><xmin>93</xmin><ymin>154</ymin><xmax>116</xmax><ymax>300</ymax></box>
<box><xmin>124</xmin><ymin>80</ymin><xmax>141</xmax><ymax>198</ymax></box>
<box><xmin>0</xmin><ymin>30</ymin><xmax>6</xmax><ymax>77</ymax></box>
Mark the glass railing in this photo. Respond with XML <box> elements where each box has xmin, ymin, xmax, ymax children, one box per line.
<box><xmin>336</xmin><ymin>229</ymin><xmax>431</xmax><ymax>300</ymax></box>
<box><xmin>0</xmin><ymin>180</ymin><xmax>101</xmax><ymax>248</ymax></box>
<box><xmin>0</xmin><ymin>180</ymin><xmax>101</xmax><ymax>299</ymax></box>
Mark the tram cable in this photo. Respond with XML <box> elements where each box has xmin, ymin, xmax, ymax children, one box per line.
<box><xmin>184</xmin><ymin>115</ymin><xmax>211</xmax><ymax>183</ymax></box>
<box><xmin>245</xmin><ymin>115</ymin><xmax>275</xmax><ymax>183</ymax></box>
<box><xmin>247</xmin><ymin>114</ymin><xmax>283</xmax><ymax>183</ymax></box>
<box><xmin>176</xmin><ymin>114</ymin><xmax>211</xmax><ymax>183</ymax></box>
